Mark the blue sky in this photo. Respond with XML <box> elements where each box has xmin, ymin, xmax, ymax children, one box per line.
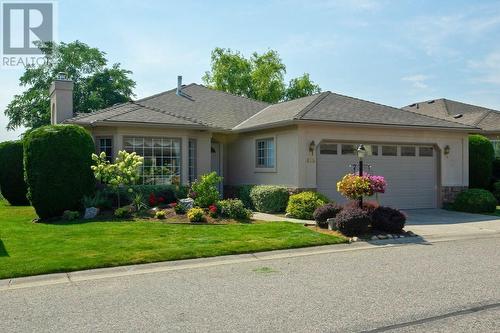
<box><xmin>2</xmin><ymin>0</ymin><xmax>500</xmax><ymax>140</ymax></box>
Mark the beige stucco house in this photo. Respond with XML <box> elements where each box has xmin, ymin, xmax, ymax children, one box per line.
<box><xmin>50</xmin><ymin>76</ymin><xmax>475</xmax><ymax>209</ymax></box>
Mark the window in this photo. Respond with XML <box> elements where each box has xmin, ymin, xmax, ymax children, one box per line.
<box><xmin>491</xmin><ymin>140</ymin><xmax>500</xmax><ymax>158</ymax></box>
<box><xmin>124</xmin><ymin>137</ymin><xmax>181</xmax><ymax>185</ymax></box>
<box><xmin>256</xmin><ymin>138</ymin><xmax>275</xmax><ymax>168</ymax></box>
<box><xmin>382</xmin><ymin>145</ymin><xmax>397</xmax><ymax>156</ymax></box>
<box><xmin>320</xmin><ymin>143</ymin><xmax>337</xmax><ymax>155</ymax></box>
<box><xmin>419</xmin><ymin>146</ymin><xmax>434</xmax><ymax>157</ymax></box>
<box><xmin>188</xmin><ymin>139</ymin><xmax>197</xmax><ymax>183</ymax></box>
<box><xmin>369</xmin><ymin>145</ymin><xmax>378</xmax><ymax>156</ymax></box>
<box><xmin>97</xmin><ymin>137</ymin><xmax>113</xmax><ymax>161</ymax></box>
<box><xmin>341</xmin><ymin>144</ymin><xmax>356</xmax><ymax>155</ymax></box>
<box><xmin>401</xmin><ymin>146</ymin><xmax>416</xmax><ymax>156</ymax></box>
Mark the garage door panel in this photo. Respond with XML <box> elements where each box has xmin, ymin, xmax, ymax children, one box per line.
<box><xmin>317</xmin><ymin>143</ymin><xmax>437</xmax><ymax>209</ymax></box>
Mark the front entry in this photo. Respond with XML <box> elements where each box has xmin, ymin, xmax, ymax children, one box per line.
<box><xmin>211</xmin><ymin>142</ymin><xmax>222</xmax><ymax>192</ymax></box>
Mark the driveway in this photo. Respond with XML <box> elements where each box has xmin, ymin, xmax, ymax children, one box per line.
<box><xmin>405</xmin><ymin>209</ymin><xmax>500</xmax><ymax>240</ymax></box>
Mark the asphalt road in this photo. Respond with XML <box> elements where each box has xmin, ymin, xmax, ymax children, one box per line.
<box><xmin>1</xmin><ymin>237</ymin><xmax>499</xmax><ymax>333</ymax></box>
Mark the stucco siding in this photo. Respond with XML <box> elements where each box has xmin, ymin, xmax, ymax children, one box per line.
<box><xmin>226</xmin><ymin>127</ymin><xmax>300</xmax><ymax>187</ymax></box>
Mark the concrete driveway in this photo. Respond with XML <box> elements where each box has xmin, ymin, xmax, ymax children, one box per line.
<box><xmin>404</xmin><ymin>209</ymin><xmax>500</xmax><ymax>240</ymax></box>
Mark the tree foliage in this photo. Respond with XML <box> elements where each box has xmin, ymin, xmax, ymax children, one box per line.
<box><xmin>0</xmin><ymin>140</ymin><xmax>29</xmax><ymax>205</ymax></box>
<box><xmin>203</xmin><ymin>48</ymin><xmax>321</xmax><ymax>103</ymax></box>
<box><xmin>5</xmin><ymin>41</ymin><xmax>136</xmax><ymax>130</ymax></box>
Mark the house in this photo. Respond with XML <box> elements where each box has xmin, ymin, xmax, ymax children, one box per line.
<box><xmin>403</xmin><ymin>99</ymin><xmax>500</xmax><ymax>156</ymax></box>
<box><xmin>50</xmin><ymin>75</ymin><xmax>475</xmax><ymax>209</ymax></box>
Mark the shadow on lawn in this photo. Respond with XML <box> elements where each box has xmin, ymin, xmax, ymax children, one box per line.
<box><xmin>0</xmin><ymin>239</ymin><xmax>9</xmax><ymax>257</ymax></box>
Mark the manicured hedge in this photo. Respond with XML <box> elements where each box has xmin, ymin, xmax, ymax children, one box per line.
<box><xmin>335</xmin><ymin>207</ymin><xmax>370</xmax><ymax>236</ymax></box>
<box><xmin>286</xmin><ymin>191</ymin><xmax>329</xmax><ymax>220</ymax></box>
<box><xmin>452</xmin><ymin>188</ymin><xmax>497</xmax><ymax>213</ymax></box>
<box><xmin>102</xmin><ymin>184</ymin><xmax>185</xmax><ymax>207</ymax></box>
<box><xmin>371</xmin><ymin>206</ymin><xmax>407</xmax><ymax>233</ymax></box>
<box><xmin>24</xmin><ymin>125</ymin><xmax>95</xmax><ymax>219</ymax></box>
<box><xmin>469</xmin><ymin>135</ymin><xmax>494</xmax><ymax>189</ymax></box>
<box><xmin>0</xmin><ymin>141</ymin><xmax>29</xmax><ymax>205</ymax></box>
<box><xmin>250</xmin><ymin>185</ymin><xmax>289</xmax><ymax>213</ymax></box>
<box><xmin>313</xmin><ymin>203</ymin><xmax>343</xmax><ymax>228</ymax></box>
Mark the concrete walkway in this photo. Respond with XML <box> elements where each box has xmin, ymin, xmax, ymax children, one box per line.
<box><xmin>252</xmin><ymin>212</ymin><xmax>314</xmax><ymax>224</ymax></box>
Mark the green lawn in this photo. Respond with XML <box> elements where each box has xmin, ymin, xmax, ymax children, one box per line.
<box><xmin>0</xmin><ymin>201</ymin><xmax>346</xmax><ymax>279</ymax></box>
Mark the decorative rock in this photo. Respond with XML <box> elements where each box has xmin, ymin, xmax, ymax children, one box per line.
<box><xmin>407</xmin><ymin>231</ymin><xmax>417</xmax><ymax>237</ymax></box>
<box><xmin>371</xmin><ymin>236</ymin><xmax>379</xmax><ymax>241</ymax></box>
<box><xmin>83</xmin><ymin>207</ymin><xmax>99</xmax><ymax>219</ymax></box>
<box><xmin>386</xmin><ymin>234</ymin><xmax>393</xmax><ymax>239</ymax></box>
<box><xmin>327</xmin><ymin>218</ymin><xmax>337</xmax><ymax>231</ymax></box>
<box><xmin>147</xmin><ymin>207</ymin><xmax>159</xmax><ymax>215</ymax></box>
<box><xmin>377</xmin><ymin>234</ymin><xmax>388</xmax><ymax>239</ymax></box>
<box><xmin>179</xmin><ymin>198</ymin><xmax>194</xmax><ymax>209</ymax></box>
<box><xmin>351</xmin><ymin>236</ymin><xmax>358</xmax><ymax>242</ymax></box>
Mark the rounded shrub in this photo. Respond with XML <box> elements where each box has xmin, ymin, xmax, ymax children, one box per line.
<box><xmin>250</xmin><ymin>185</ymin><xmax>289</xmax><ymax>213</ymax></box>
<box><xmin>313</xmin><ymin>203</ymin><xmax>343</xmax><ymax>228</ymax></box>
<box><xmin>24</xmin><ymin>125</ymin><xmax>96</xmax><ymax>219</ymax></box>
<box><xmin>492</xmin><ymin>181</ymin><xmax>500</xmax><ymax>203</ymax></box>
<box><xmin>452</xmin><ymin>188</ymin><xmax>497</xmax><ymax>213</ymax></box>
<box><xmin>187</xmin><ymin>207</ymin><xmax>205</xmax><ymax>222</ymax></box>
<box><xmin>371</xmin><ymin>206</ymin><xmax>407</xmax><ymax>233</ymax></box>
<box><xmin>286</xmin><ymin>191</ymin><xmax>329</xmax><ymax>220</ymax></box>
<box><xmin>0</xmin><ymin>140</ymin><xmax>29</xmax><ymax>205</ymax></box>
<box><xmin>217</xmin><ymin>199</ymin><xmax>252</xmax><ymax>220</ymax></box>
<box><xmin>469</xmin><ymin>135</ymin><xmax>494</xmax><ymax>189</ymax></box>
<box><xmin>335</xmin><ymin>208</ymin><xmax>371</xmax><ymax>236</ymax></box>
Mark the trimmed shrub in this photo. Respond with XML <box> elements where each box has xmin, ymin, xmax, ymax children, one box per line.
<box><xmin>0</xmin><ymin>140</ymin><xmax>29</xmax><ymax>205</ymax></box>
<box><xmin>493</xmin><ymin>158</ymin><xmax>500</xmax><ymax>181</ymax></box>
<box><xmin>250</xmin><ymin>185</ymin><xmax>289</xmax><ymax>213</ymax></box>
<box><xmin>155</xmin><ymin>210</ymin><xmax>167</xmax><ymax>219</ymax></box>
<box><xmin>453</xmin><ymin>189</ymin><xmax>497</xmax><ymax>213</ymax></box>
<box><xmin>190</xmin><ymin>172</ymin><xmax>222</xmax><ymax>208</ymax></box>
<box><xmin>286</xmin><ymin>191</ymin><xmax>329</xmax><ymax>220</ymax></box>
<box><xmin>237</xmin><ymin>185</ymin><xmax>255</xmax><ymax>209</ymax></box>
<box><xmin>114</xmin><ymin>206</ymin><xmax>132</xmax><ymax>218</ymax></box>
<box><xmin>217</xmin><ymin>199</ymin><xmax>252</xmax><ymax>220</ymax></box>
<box><xmin>174</xmin><ymin>203</ymin><xmax>187</xmax><ymax>215</ymax></box>
<box><xmin>24</xmin><ymin>125</ymin><xmax>95</xmax><ymax>219</ymax></box>
<box><xmin>469</xmin><ymin>135</ymin><xmax>494</xmax><ymax>189</ymax></box>
<box><xmin>335</xmin><ymin>208</ymin><xmax>371</xmax><ymax>236</ymax></box>
<box><xmin>187</xmin><ymin>207</ymin><xmax>205</xmax><ymax>222</ymax></box>
<box><xmin>343</xmin><ymin>200</ymin><xmax>379</xmax><ymax>217</ymax></box>
<box><xmin>493</xmin><ymin>181</ymin><xmax>500</xmax><ymax>203</ymax></box>
<box><xmin>313</xmin><ymin>203</ymin><xmax>343</xmax><ymax>228</ymax></box>
<box><xmin>62</xmin><ymin>210</ymin><xmax>80</xmax><ymax>221</ymax></box>
<box><xmin>371</xmin><ymin>206</ymin><xmax>407</xmax><ymax>233</ymax></box>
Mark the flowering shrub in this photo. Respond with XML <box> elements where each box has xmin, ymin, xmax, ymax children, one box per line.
<box><xmin>148</xmin><ymin>192</ymin><xmax>166</xmax><ymax>206</ymax></box>
<box><xmin>208</xmin><ymin>204</ymin><xmax>218</xmax><ymax>218</ymax></box>
<box><xmin>189</xmin><ymin>172</ymin><xmax>222</xmax><ymax>208</ymax></box>
<box><xmin>187</xmin><ymin>207</ymin><xmax>205</xmax><ymax>222</ymax></box>
<box><xmin>337</xmin><ymin>173</ymin><xmax>387</xmax><ymax>200</ymax></box>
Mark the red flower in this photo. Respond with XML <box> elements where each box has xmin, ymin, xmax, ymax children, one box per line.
<box><xmin>209</xmin><ymin>205</ymin><xmax>217</xmax><ymax>213</ymax></box>
<box><xmin>169</xmin><ymin>202</ymin><xmax>178</xmax><ymax>207</ymax></box>
<box><xmin>158</xmin><ymin>197</ymin><xmax>165</xmax><ymax>202</ymax></box>
<box><xmin>149</xmin><ymin>193</ymin><xmax>157</xmax><ymax>206</ymax></box>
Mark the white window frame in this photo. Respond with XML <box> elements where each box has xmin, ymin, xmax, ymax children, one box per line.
<box><xmin>96</xmin><ymin>136</ymin><xmax>113</xmax><ymax>161</ymax></box>
<box><xmin>254</xmin><ymin>136</ymin><xmax>276</xmax><ymax>172</ymax></box>
<box><xmin>491</xmin><ymin>140</ymin><xmax>500</xmax><ymax>158</ymax></box>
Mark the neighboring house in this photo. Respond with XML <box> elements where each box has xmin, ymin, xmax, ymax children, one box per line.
<box><xmin>403</xmin><ymin>99</ymin><xmax>500</xmax><ymax>157</ymax></box>
<box><xmin>50</xmin><ymin>76</ymin><xmax>474</xmax><ymax>209</ymax></box>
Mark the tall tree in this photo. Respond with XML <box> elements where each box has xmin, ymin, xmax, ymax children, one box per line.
<box><xmin>285</xmin><ymin>73</ymin><xmax>322</xmax><ymax>101</ymax></box>
<box><xmin>4</xmin><ymin>41</ymin><xmax>136</xmax><ymax>130</ymax></box>
<box><xmin>203</xmin><ymin>48</ymin><xmax>321</xmax><ymax>103</ymax></box>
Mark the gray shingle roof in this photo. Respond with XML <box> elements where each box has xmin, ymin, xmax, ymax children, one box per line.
<box><xmin>235</xmin><ymin>92</ymin><xmax>474</xmax><ymax>130</ymax></box>
<box><xmin>66</xmin><ymin>84</ymin><xmax>269</xmax><ymax>130</ymax></box>
<box><xmin>403</xmin><ymin>98</ymin><xmax>500</xmax><ymax>132</ymax></box>
<box><xmin>67</xmin><ymin>84</ymin><xmax>475</xmax><ymax>131</ymax></box>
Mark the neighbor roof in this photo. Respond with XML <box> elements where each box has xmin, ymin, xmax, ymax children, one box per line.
<box><xmin>234</xmin><ymin>92</ymin><xmax>474</xmax><ymax>130</ymax></box>
<box><xmin>67</xmin><ymin>84</ymin><xmax>475</xmax><ymax>132</ymax></box>
<box><xmin>66</xmin><ymin>83</ymin><xmax>269</xmax><ymax>130</ymax></box>
<box><xmin>403</xmin><ymin>99</ymin><xmax>500</xmax><ymax>132</ymax></box>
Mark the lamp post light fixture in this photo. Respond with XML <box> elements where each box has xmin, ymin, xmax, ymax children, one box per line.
<box><xmin>357</xmin><ymin>144</ymin><xmax>367</xmax><ymax>208</ymax></box>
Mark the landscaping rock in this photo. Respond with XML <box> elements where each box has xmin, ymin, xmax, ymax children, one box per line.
<box><xmin>147</xmin><ymin>207</ymin><xmax>159</xmax><ymax>215</ymax></box>
<box><xmin>377</xmin><ymin>234</ymin><xmax>388</xmax><ymax>239</ymax></box>
<box><xmin>407</xmin><ymin>231</ymin><xmax>417</xmax><ymax>237</ymax></box>
<box><xmin>386</xmin><ymin>234</ymin><xmax>393</xmax><ymax>239</ymax></box>
<box><xmin>83</xmin><ymin>207</ymin><xmax>99</xmax><ymax>219</ymax></box>
<box><xmin>179</xmin><ymin>198</ymin><xmax>194</xmax><ymax>209</ymax></box>
<box><xmin>327</xmin><ymin>218</ymin><xmax>337</xmax><ymax>231</ymax></box>
<box><xmin>371</xmin><ymin>236</ymin><xmax>379</xmax><ymax>241</ymax></box>
<box><xmin>351</xmin><ymin>236</ymin><xmax>358</xmax><ymax>242</ymax></box>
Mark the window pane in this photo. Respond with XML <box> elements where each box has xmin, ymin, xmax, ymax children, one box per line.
<box><xmin>419</xmin><ymin>146</ymin><xmax>433</xmax><ymax>157</ymax></box>
<box><xmin>256</xmin><ymin>138</ymin><xmax>275</xmax><ymax>168</ymax></box>
<box><xmin>320</xmin><ymin>143</ymin><xmax>337</xmax><ymax>155</ymax></box>
<box><xmin>341</xmin><ymin>144</ymin><xmax>356</xmax><ymax>155</ymax></box>
<box><xmin>382</xmin><ymin>145</ymin><xmax>397</xmax><ymax>156</ymax></box>
<box><xmin>370</xmin><ymin>145</ymin><xmax>378</xmax><ymax>156</ymax></box>
<box><xmin>401</xmin><ymin>146</ymin><xmax>416</xmax><ymax>156</ymax></box>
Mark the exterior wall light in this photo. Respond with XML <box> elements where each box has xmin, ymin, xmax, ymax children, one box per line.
<box><xmin>309</xmin><ymin>140</ymin><xmax>315</xmax><ymax>154</ymax></box>
<box><xmin>444</xmin><ymin>145</ymin><xmax>450</xmax><ymax>156</ymax></box>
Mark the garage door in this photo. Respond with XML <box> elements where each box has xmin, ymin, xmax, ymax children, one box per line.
<box><xmin>317</xmin><ymin>142</ymin><xmax>437</xmax><ymax>209</ymax></box>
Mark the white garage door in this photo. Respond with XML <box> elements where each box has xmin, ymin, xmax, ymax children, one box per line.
<box><xmin>317</xmin><ymin>142</ymin><xmax>437</xmax><ymax>209</ymax></box>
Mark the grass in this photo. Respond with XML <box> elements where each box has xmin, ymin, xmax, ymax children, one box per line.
<box><xmin>0</xmin><ymin>201</ymin><xmax>346</xmax><ymax>279</ymax></box>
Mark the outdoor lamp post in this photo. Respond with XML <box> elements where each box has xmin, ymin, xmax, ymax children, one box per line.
<box><xmin>357</xmin><ymin>144</ymin><xmax>367</xmax><ymax>208</ymax></box>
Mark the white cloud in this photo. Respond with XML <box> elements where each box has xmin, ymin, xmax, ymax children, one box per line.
<box><xmin>468</xmin><ymin>51</ymin><xmax>500</xmax><ymax>85</ymax></box>
<box><xmin>402</xmin><ymin>74</ymin><xmax>430</xmax><ymax>89</ymax></box>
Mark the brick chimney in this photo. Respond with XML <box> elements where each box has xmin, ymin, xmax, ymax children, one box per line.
<box><xmin>50</xmin><ymin>72</ymin><xmax>74</xmax><ymax>124</ymax></box>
